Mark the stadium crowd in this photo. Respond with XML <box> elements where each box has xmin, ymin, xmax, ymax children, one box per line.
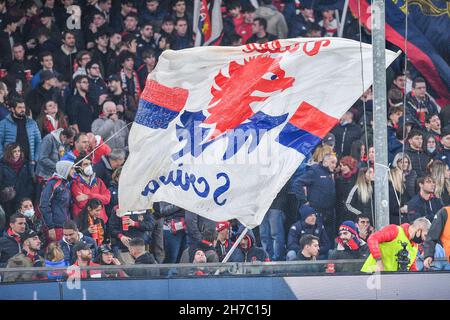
<box><xmin>0</xmin><ymin>0</ymin><xmax>449</xmax><ymax>280</ymax></box>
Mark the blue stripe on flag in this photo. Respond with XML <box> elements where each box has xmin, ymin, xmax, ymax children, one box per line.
<box><xmin>277</xmin><ymin>123</ymin><xmax>321</xmax><ymax>155</ymax></box>
<box><xmin>135</xmin><ymin>99</ymin><xmax>180</xmax><ymax>129</ymax></box>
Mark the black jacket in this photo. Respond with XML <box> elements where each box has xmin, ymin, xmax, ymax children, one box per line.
<box><xmin>331</xmin><ymin>122</ymin><xmax>362</xmax><ymax>158</ymax></box>
<box><xmin>229</xmin><ymin>229</ymin><xmax>270</xmax><ymax>263</ymax></box>
<box><xmin>185</xmin><ymin>211</ymin><xmax>217</xmax><ymax>246</ymax></box>
<box><xmin>87</xmin><ymin>77</ymin><xmax>108</xmax><ymax>112</ymax></box>
<box><xmin>345</xmin><ymin>182</ymin><xmax>375</xmax><ymax>219</ymax></box>
<box><xmin>0</xmin><ymin>159</ymin><xmax>34</xmax><ymax>211</ymax></box>
<box><xmin>335</xmin><ymin>172</ymin><xmax>358</xmax><ymax>223</ymax></box>
<box><xmin>287</xmin><ymin>219</ymin><xmax>330</xmax><ymax>258</ymax></box>
<box><xmin>406</xmin><ymin>193</ymin><xmax>444</xmax><ymax>223</ymax></box>
<box><xmin>127</xmin><ymin>252</ymin><xmax>159</xmax><ymax>278</ymax></box>
<box><xmin>93</xmin><ymin>156</ymin><xmax>113</xmax><ymax>188</ymax></box>
<box><xmin>67</xmin><ymin>93</ymin><xmax>95</xmax><ymax>133</ymax></box>
<box><xmin>53</xmin><ymin>46</ymin><xmax>77</xmax><ymax>82</ymax></box>
<box><xmin>25</xmin><ymin>85</ymin><xmax>64</xmax><ymax>119</ymax></box>
<box><xmin>0</xmin><ymin>231</ymin><xmax>22</xmax><ymax>267</ymax></box>
<box><xmin>108</xmin><ymin>211</ymin><xmax>155</xmax><ymax>250</ymax></box>
<box><xmin>328</xmin><ymin>243</ymin><xmax>370</xmax><ymax>272</ymax></box>
<box><xmin>405</xmin><ymin>144</ymin><xmax>430</xmax><ymax>177</ymax></box>
<box><xmin>424</xmin><ymin>207</ymin><xmax>449</xmax><ymax>259</ymax></box>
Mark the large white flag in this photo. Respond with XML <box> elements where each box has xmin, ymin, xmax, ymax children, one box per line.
<box><xmin>119</xmin><ymin>38</ymin><xmax>398</xmax><ymax>228</ymax></box>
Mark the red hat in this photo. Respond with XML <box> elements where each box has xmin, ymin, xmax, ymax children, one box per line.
<box><xmin>216</xmin><ymin>221</ymin><xmax>230</xmax><ymax>232</ymax></box>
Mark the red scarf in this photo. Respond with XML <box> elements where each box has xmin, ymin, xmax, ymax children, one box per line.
<box><xmin>7</xmin><ymin>228</ymin><xmax>21</xmax><ymax>243</ymax></box>
<box><xmin>6</xmin><ymin>157</ymin><xmax>24</xmax><ymax>174</ymax></box>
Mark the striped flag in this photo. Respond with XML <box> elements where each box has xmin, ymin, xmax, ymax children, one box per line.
<box><xmin>193</xmin><ymin>0</ymin><xmax>223</xmax><ymax>46</ymax></box>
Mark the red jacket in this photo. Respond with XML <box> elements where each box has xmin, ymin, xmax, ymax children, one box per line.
<box><xmin>367</xmin><ymin>223</ymin><xmax>417</xmax><ymax>271</ymax></box>
<box><xmin>90</xmin><ymin>138</ymin><xmax>111</xmax><ymax>165</ymax></box>
<box><xmin>71</xmin><ymin>175</ymin><xmax>111</xmax><ymax>223</ymax></box>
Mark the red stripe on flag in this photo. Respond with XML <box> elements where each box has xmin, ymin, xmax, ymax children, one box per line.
<box><xmin>289</xmin><ymin>102</ymin><xmax>338</xmax><ymax>138</ymax></box>
<box><xmin>140</xmin><ymin>80</ymin><xmax>189</xmax><ymax>112</ymax></box>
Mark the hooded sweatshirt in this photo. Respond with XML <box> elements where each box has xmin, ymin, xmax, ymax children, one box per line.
<box><xmin>255</xmin><ymin>5</ymin><xmax>288</xmax><ymax>39</ymax></box>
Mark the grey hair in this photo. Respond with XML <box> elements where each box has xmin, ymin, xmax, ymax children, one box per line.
<box><xmin>109</xmin><ymin>148</ymin><xmax>126</xmax><ymax>161</ymax></box>
<box><xmin>102</xmin><ymin>100</ymin><xmax>116</xmax><ymax>114</ymax></box>
<box><xmin>413</xmin><ymin>217</ymin><xmax>432</xmax><ymax>230</ymax></box>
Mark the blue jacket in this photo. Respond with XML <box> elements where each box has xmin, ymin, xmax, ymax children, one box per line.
<box><xmin>292</xmin><ymin>164</ymin><xmax>336</xmax><ymax>210</ymax></box>
<box><xmin>406</xmin><ymin>193</ymin><xmax>444</xmax><ymax>223</ymax></box>
<box><xmin>45</xmin><ymin>259</ymin><xmax>68</xmax><ymax>280</ymax></box>
<box><xmin>0</xmin><ymin>114</ymin><xmax>42</xmax><ymax>161</ymax></box>
<box><xmin>229</xmin><ymin>228</ymin><xmax>270</xmax><ymax>263</ymax></box>
<box><xmin>287</xmin><ymin>219</ymin><xmax>331</xmax><ymax>258</ymax></box>
<box><xmin>59</xmin><ymin>232</ymin><xmax>97</xmax><ymax>265</ymax></box>
<box><xmin>40</xmin><ymin>177</ymin><xmax>72</xmax><ymax>229</ymax></box>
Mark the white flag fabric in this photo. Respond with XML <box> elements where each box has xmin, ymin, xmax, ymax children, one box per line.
<box><xmin>193</xmin><ymin>0</ymin><xmax>223</xmax><ymax>46</ymax></box>
<box><xmin>118</xmin><ymin>38</ymin><xmax>398</xmax><ymax>228</ymax></box>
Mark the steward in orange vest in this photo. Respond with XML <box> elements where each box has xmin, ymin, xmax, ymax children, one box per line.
<box><xmin>424</xmin><ymin>206</ymin><xmax>450</xmax><ymax>268</ymax></box>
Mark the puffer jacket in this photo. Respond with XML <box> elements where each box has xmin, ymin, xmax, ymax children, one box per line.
<box><xmin>287</xmin><ymin>219</ymin><xmax>330</xmax><ymax>257</ymax></box>
<box><xmin>229</xmin><ymin>228</ymin><xmax>270</xmax><ymax>263</ymax></box>
<box><xmin>40</xmin><ymin>177</ymin><xmax>72</xmax><ymax>229</ymax></box>
<box><xmin>0</xmin><ymin>114</ymin><xmax>42</xmax><ymax>161</ymax></box>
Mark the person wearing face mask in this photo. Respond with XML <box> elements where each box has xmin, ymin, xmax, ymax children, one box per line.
<box><xmin>361</xmin><ymin>217</ymin><xmax>431</xmax><ymax>272</ymax></box>
<box><xmin>423</xmin><ymin>133</ymin><xmax>439</xmax><ymax>160</ymax></box>
<box><xmin>71</xmin><ymin>154</ymin><xmax>111</xmax><ymax>224</ymax></box>
<box><xmin>18</xmin><ymin>198</ymin><xmax>45</xmax><ymax>243</ymax></box>
<box><xmin>40</xmin><ymin>160</ymin><xmax>75</xmax><ymax>242</ymax></box>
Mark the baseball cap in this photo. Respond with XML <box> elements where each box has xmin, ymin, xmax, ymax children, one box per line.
<box><xmin>216</xmin><ymin>221</ymin><xmax>230</xmax><ymax>232</ymax></box>
<box><xmin>323</xmin><ymin>133</ymin><xmax>335</xmax><ymax>146</ymax></box>
<box><xmin>73</xmin><ymin>241</ymin><xmax>92</xmax><ymax>252</ymax></box>
<box><xmin>98</xmin><ymin>244</ymin><xmax>113</xmax><ymax>254</ymax></box>
<box><xmin>21</xmin><ymin>229</ymin><xmax>39</xmax><ymax>242</ymax></box>
<box><xmin>40</xmin><ymin>70</ymin><xmax>57</xmax><ymax>82</ymax></box>
<box><xmin>107</xmin><ymin>74</ymin><xmax>121</xmax><ymax>82</ymax></box>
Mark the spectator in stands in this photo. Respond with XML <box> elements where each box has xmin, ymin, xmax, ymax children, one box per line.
<box><xmin>335</xmin><ymin>156</ymin><xmax>358</xmax><ymax>224</ymax></box>
<box><xmin>76</xmin><ymin>198</ymin><xmax>107</xmax><ymax>246</ymax></box>
<box><xmin>185</xmin><ymin>210</ymin><xmax>217</xmax><ymax>247</ymax></box>
<box><xmin>30</xmin><ymin>52</ymin><xmax>55</xmax><ymax>90</ymax></box>
<box><xmin>61</xmin><ymin>132</ymin><xmax>89</xmax><ymax>163</ymax></box>
<box><xmin>423</xmin><ymin>134</ymin><xmax>439</xmax><ymax>160</ymax></box>
<box><xmin>224</xmin><ymin>2</ymin><xmax>253</xmax><ymax>44</ymax></box>
<box><xmin>0</xmin><ymin>14</ymin><xmax>22</xmax><ymax>68</ymax></box>
<box><xmin>255</xmin><ymin>0</ymin><xmax>288</xmax><ymax>39</ymax></box>
<box><xmin>106</xmin><ymin>167</ymin><xmax>120</xmax><ymax>216</ymax></box>
<box><xmin>288</xmin><ymin>0</ymin><xmax>315</xmax><ymax>38</ymax></box>
<box><xmin>0</xmin><ymin>81</ymin><xmax>9</xmax><ymax>121</ymax></box>
<box><xmin>127</xmin><ymin>237</ymin><xmax>158</xmax><ymax>278</ymax></box>
<box><xmin>137</xmin><ymin>49</ymin><xmax>156</xmax><ymax>90</ymax></box>
<box><xmin>26</xmin><ymin>70</ymin><xmax>64</xmax><ymax>119</ymax></box>
<box><xmin>35</xmin><ymin>27</ymin><xmax>59</xmax><ymax>56</ymax></box>
<box><xmin>293</xmin><ymin>153</ymin><xmax>337</xmax><ymax>242</ymax></box>
<box><xmin>406</xmin><ymin>175</ymin><xmax>444</xmax><ymax>223</ymax></box>
<box><xmin>45</xmin><ymin>241</ymin><xmax>68</xmax><ymax>280</ymax></box>
<box><xmin>108</xmin><ymin>209</ymin><xmax>155</xmax><ymax>264</ymax></box>
<box><xmin>423</xmin><ymin>206</ymin><xmax>450</xmax><ymax>270</ymax></box>
<box><xmin>85</xmin><ymin>132</ymin><xmax>112</xmax><ymax>165</ymax></box>
<box><xmin>345</xmin><ymin>167</ymin><xmax>375</xmax><ymax>220</ymax></box>
<box><xmin>319</xmin><ymin>9</ymin><xmax>338</xmax><ymax>37</ymax></box>
<box><xmin>54</xmin><ymin>30</ymin><xmax>78</xmax><ymax>82</ymax></box>
<box><xmin>91</xmin><ymin>30</ymin><xmax>115</xmax><ymax>78</ymax></box>
<box><xmin>0</xmin><ymin>213</ymin><xmax>26</xmax><ymax>267</ymax></box>
<box><xmin>85</xmin><ymin>12</ymin><xmax>108</xmax><ymax>50</ymax></box>
<box><xmin>355</xmin><ymin>214</ymin><xmax>374</xmax><ymax>242</ymax></box>
<box><xmin>141</xmin><ymin>0</ymin><xmax>166</xmax><ymax>28</ymax></box>
<box><xmin>229</xmin><ymin>228</ymin><xmax>270</xmax><ymax>262</ymax></box>
<box><xmin>107</xmin><ymin>74</ymin><xmax>138</xmax><ymax>123</ymax></box>
<box><xmin>110</xmin><ymin>0</ymin><xmax>135</xmax><ymax>33</ymax></box>
<box><xmin>155</xmin><ymin>33</ymin><xmax>173</xmax><ymax>59</ymax></box>
<box><xmin>246</xmin><ymin>17</ymin><xmax>277</xmax><ymax>44</ymax></box>
<box><xmin>93</xmin><ymin>148</ymin><xmax>125</xmax><ymax>188</ymax></box>
<box><xmin>60</xmin><ymin>220</ymin><xmax>97</xmax><ymax>265</ymax></box>
<box><xmin>93</xmin><ymin>243</ymin><xmax>127</xmax><ymax>278</ymax></box>
<box><xmin>71</xmin><ymin>154</ymin><xmax>111</xmax><ymax>223</ymax></box>
<box><xmin>123</xmin><ymin>13</ymin><xmax>140</xmax><ymax>38</ymax></box>
<box><xmin>156</xmin><ymin>201</ymin><xmax>187</xmax><ymax>263</ymax></box>
<box><xmin>328</xmin><ymin>221</ymin><xmax>369</xmax><ymax>272</ymax></box>
<box><xmin>260</xmin><ymin>183</ymin><xmax>288</xmax><ymax>261</ymax></box>
<box><xmin>35</xmin><ymin>100</ymin><xmax>69</xmax><ymax>138</ymax></box>
<box><xmin>137</xmin><ymin>21</ymin><xmax>157</xmax><ymax>57</ymax></box>
<box><xmin>7</xmin><ymin>43</ymin><xmax>36</xmax><ymax>86</ymax></box>
<box><xmin>8</xmin><ymin>229</ymin><xmax>44</xmax><ymax>268</ymax></box>
<box><xmin>37</xmin><ymin>8</ymin><xmax>61</xmax><ymax>46</ymax></box>
<box><xmin>331</xmin><ymin>111</ymin><xmax>362</xmax><ymax>158</ymax></box>
<box><xmin>425</xmin><ymin>113</ymin><xmax>442</xmax><ymax>146</ymax></box>
<box><xmin>215</xmin><ymin>221</ymin><xmax>231</xmax><ymax>262</ymax></box>
<box><xmin>68</xmin><ymin>241</ymin><xmax>102</xmax><ymax>279</ymax></box>
<box><xmin>435</xmin><ymin>128</ymin><xmax>450</xmax><ymax>168</ymax></box>
<box><xmin>91</xmin><ymin>101</ymin><xmax>129</xmax><ymax>150</ymax></box>
<box><xmin>388</xmin><ymin>152</ymin><xmax>417</xmax><ymax>224</ymax></box>
<box><xmin>295</xmin><ymin>234</ymin><xmax>320</xmax><ymax>265</ymax></box>
<box><xmin>287</xmin><ymin>204</ymin><xmax>330</xmax><ymax>261</ymax></box>
<box><xmin>67</xmin><ymin>75</ymin><xmax>96</xmax><ymax>134</ymax></box>
<box><xmin>172</xmin><ymin>17</ymin><xmax>193</xmax><ymax>50</ymax></box>
<box><xmin>190</xmin><ymin>249</ymin><xmax>208</xmax><ymax>275</ymax></box>
<box><xmin>87</xmin><ymin>61</ymin><xmax>108</xmax><ymax>113</ymax></box>
<box><xmin>72</xmin><ymin>50</ymin><xmax>91</xmax><ymax>79</ymax></box>
<box><xmin>406</xmin><ymin>77</ymin><xmax>439</xmax><ymax>127</ymax></box>
<box><xmin>0</xmin><ymin>143</ymin><xmax>34</xmax><ymax>216</ymax></box>
<box><xmin>18</xmin><ymin>198</ymin><xmax>45</xmax><ymax>244</ymax></box>
<box><xmin>428</xmin><ymin>160</ymin><xmax>450</xmax><ymax>205</ymax></box>
<box><xmin>405</xmin><ymin>129</ymin><xmax>430</xmax><ymax>177</ymax></box>
<box><xmin>391</xmin><ymin>72</ymin><xmax>406</xmax><ymax>96</ymax></box>
<box><xmin>40</xmin><ymin>160</ymin><xmax>74</xmax><ymax>242</ymax></box>
<box><xmin>118</xmin><ymin>51</ymin><xmax>141</xmax><ymax>100</ymax></box>
<box><xmin>0</xmin><ymin>98</ymin><xmax>42</xmax><ymax>163</ymax></box>
<box><xmin>361</xmin><ymin>217</ymin><xmax>431</xmax><ymax>272</ymax></box>
<box><xmin>180</xmin><ymin>228</ymin><xmax>219</xmax><ymax>263</ymax></box>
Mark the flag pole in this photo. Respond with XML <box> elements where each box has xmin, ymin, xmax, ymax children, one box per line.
<box><xmin>338</xmin><ymin>0</ymin><xmax>350</xmax><ymax>38</ymax></box>
<box><xmin>221</xmin><ymin>227</ymin><xmax>249</xmax><ymax>263</ymax></box>
<box><xmin>372</xmin><ymin>0</ymin><xmax>390</xmax><ymax>229</ymax></box>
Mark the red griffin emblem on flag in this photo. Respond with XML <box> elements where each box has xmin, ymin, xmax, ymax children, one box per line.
<box><xmin>200</xmin><ymin>0</ymin><xmax>212</xmax><ymax>42</ymax></box>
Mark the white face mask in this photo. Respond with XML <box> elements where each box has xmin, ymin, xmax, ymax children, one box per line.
<box><xmin>23</xmin><ymin>209</ymin><xmax>35</xmax><ymax>218</ymax></box>
<box><xmin>84</xmin><ymin>165</ymin><xmax>94</xmax><ymax>176</ymax></box>
<box><xmin>428</xmin><ymin>147</ymin><xmax>436</xmax><ymax>154</ymax></box>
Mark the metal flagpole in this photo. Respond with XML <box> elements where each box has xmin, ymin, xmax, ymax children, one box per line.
<box><xmin>372</xmin><ymin>0</ymin><xmax>390</xmax><ymax>229</ymax></box>
<box><xmin>221</xmin><ymin>227</ymin><xmax>249</xmax><ymax>263</ymax></box>
<box><xmin>338</xmin><ymin>0</ymin><xmax>350</xmax><ymax>38</ymax></box>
